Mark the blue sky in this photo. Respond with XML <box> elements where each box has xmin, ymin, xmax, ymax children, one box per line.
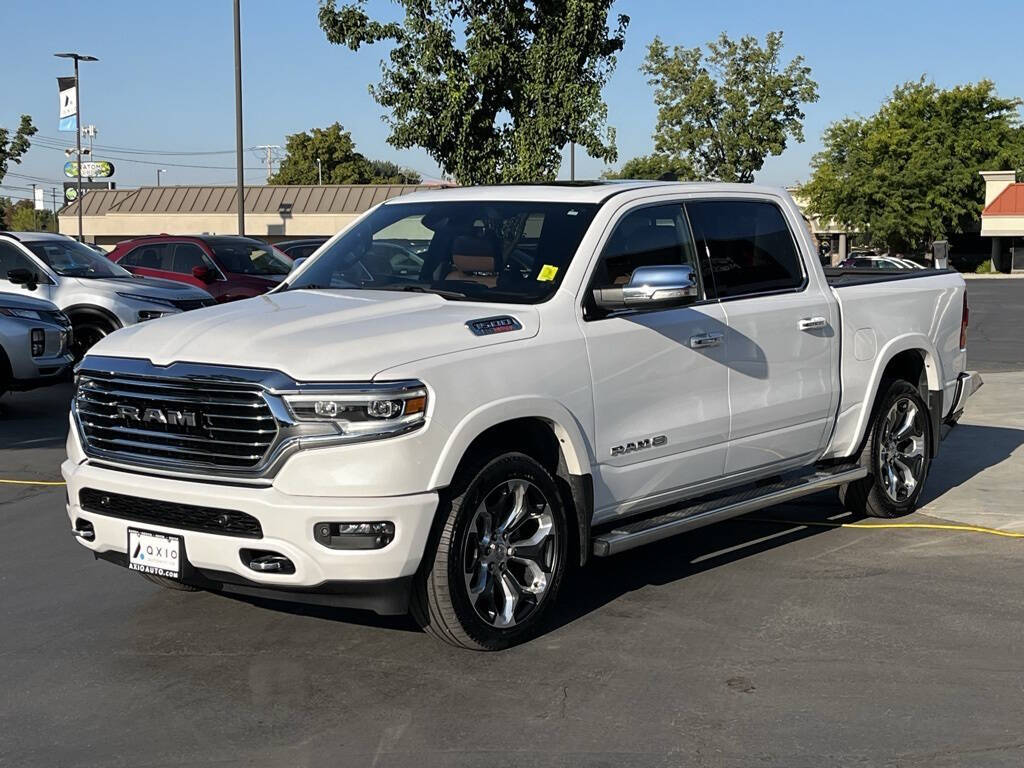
<box><xmin>3</xmin><ymin>0</ymin><xmax>1023</xmax><ymax>199</ymax></box>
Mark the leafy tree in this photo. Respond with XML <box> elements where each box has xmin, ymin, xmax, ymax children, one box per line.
<box><xmin>269</xmin><ymin>123</ymin><xmax>421</xmax><ymax>185</ymax></box>
<box><xmin>601</xmin><ymin>153</ymin><xmax>696</xmax><ymax>180</ymax></box>
<box><xmin>7</xmin><ymin>199</ymin><xmax>55</xmax><ymax>232</ymax></box>
<box><xmin>366</xmin><ymin>159</ymin><xmax>421</xmax><ymax>184</ymax></box>
<box><xmin>634</xmin><ymin>32</ymin><xmax>817</xmax><ymax>183</ymax></box>
<box><xmin>0</xmin><ymin>115</ymin><xmax>36</xmax><ymax>186</ymax></box>
<box><xmin>802</xmin><ymin>79</ymin><xmax>1024</xmax><ymax>252</ymax></box>
<box><xmin>318</xmin><ymin>0</ymin><xmax>629</xmax><ymax>184</ymax></box>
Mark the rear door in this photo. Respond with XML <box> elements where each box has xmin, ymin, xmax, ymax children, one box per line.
<box><xmin>686</xmin><ymin>198</ymin><xmax>838</xmax><ymax>476</ymax></box>
<box><xmin>581</xmin><ymin>201</ymin><xmax>730</xmax><ymax>519</ymax></box>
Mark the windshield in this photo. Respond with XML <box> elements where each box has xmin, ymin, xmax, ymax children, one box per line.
<box><xmin>288</xmin><ymin>200</ymin><xmax>598</xmax><ymax>303</ymax></box>
<box><xmin>25</xmin><ymin>239</ymin><xmax>132</xmax><ymax>279</ymax></box>
<box><xmin>210</xmin><ymin>239</ymin><xmax>292</xmax><ymax>276</ymax></box>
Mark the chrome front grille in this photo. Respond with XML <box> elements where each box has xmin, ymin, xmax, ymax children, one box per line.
<box><xmin>75</xmin><ymin>366</ymin><xmax>280</xmax><ymax>471</ymax></box>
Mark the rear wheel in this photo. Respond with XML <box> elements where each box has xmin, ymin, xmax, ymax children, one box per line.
<box><xmin>139</xmin><ymin>573</ymin><xmax>200</xmax><ymax>592</ymax></box>
<box><xmin>839</xmin><ymin>379</ymin><xmax>931</xmax><ymax>518</ymax></box>
<box><xmin>412</xmin><ymin>452</ymin><xmax>568</xmax><ymax>650</ymax></box>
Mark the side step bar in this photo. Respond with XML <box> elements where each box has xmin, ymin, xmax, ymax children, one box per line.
<box><xmin>592</xmin><ymin>463</ymin><xmax>867</xmax><ymax>557</ymax></box>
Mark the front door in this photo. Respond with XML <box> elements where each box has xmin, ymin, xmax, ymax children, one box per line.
<box><xmin>581</xmin><ymin>202</ymin><xmax>730</xmax><ymax>521</ymax></box>
<box><xmin>686</xmin><ymin>198</ymin><xmax>838</xmax><ymax>475</ymax></box>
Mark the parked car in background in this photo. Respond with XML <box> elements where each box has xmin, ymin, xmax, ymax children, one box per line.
<box><xmin>108</xmin><ymin>235</ymin><xmax>293</xmax><ymax>303</ymax></box>
<box><xmin>0</xmin><ymin>232</ymin><xmax>216</xmax><ymax>359</ymax></box>
<box><xmin>0</xmin><ymin>290</ymin><xmax>74</xmax><ymax>398</ymax></box>
<box><xmin>65</xmin><ymin>182</ymin><xmax>978</xmax><ymax>650</ymax></box>
<box><xmin>274</xmin><ymin>238</ymin><xmax>329</xmax><ymax>261</ymax></box>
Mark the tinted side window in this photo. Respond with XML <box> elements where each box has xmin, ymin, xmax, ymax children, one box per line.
<box><xmin>123</xmin><ymin>243</ymin><xmax>171</xmax><ymax>270</ymax></box>
<box><xmin>171</xmin><ymin>243</ymin><xmax>213</xmax><ymax>274</ymax></box>
<box><xmin>0</xmin><ymin>242</ymin><xmax>35</xmax><ymax>279</ymax></box>
<box><xmin>592</xmin><ymin>204</ymin><xmax>699</xmax><ymax>290</ymax></box>
<box><xmin>686</xmin><ymin>200</ymin><xmax>803</xmax><ymax>298</ymax></box>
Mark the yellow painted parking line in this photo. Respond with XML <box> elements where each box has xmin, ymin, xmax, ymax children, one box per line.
<box><xmin>0</xmin><ymin>479</ymin><xmax>66</xmax><ymax>486</ymax></box>
<box><xmin>749</xmin><ymin>518</ymin><xmax>1024</xmax><ymax>539</ymax></box>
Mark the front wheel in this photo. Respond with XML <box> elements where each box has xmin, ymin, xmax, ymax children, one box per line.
<box><xmin>71</xmin><ymin>322</ymin><xmax>110</xmax><ymax>361</ymax></box>
<box><xmin>839</xmin><ymin>379</ymin><xmax>932</xmax><ymax>518</ymax></box>
<box><xmin>412</xmin><ymin>452</ymin><xmax>568</xmax><ymax>650</ymax></box>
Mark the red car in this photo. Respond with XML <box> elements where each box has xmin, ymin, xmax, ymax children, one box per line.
<box><xmin>108</xmin><ymin>235</ymin><xmax>293</xmax><ymax>302</ymax></box>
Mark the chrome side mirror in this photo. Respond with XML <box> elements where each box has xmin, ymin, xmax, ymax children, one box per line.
<box><xmin>592</xmin><ymin>264</ymin><xmax>699</xmax><ymax>311</ymax></box>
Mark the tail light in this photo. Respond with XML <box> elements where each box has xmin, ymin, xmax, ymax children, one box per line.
<box><xmin>960</xmin><ymin>292</ymin><xmax>969</xmax><ymax>350</ymax></box>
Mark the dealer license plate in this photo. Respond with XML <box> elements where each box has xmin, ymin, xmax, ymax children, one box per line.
<box><xmin>127</xmin><ymin>528</ymin><xmax>181</xmax><ymax>578</ymax></box>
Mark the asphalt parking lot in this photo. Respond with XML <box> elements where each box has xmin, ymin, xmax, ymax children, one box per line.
<box><xmin>2</xmin><ymin>278</ymin><xmax>1023</xmax><ymax>767</ymax></box>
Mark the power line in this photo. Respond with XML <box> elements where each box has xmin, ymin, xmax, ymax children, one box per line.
<box><xmin>35</xmin><ymin>133</ymin><xmax>237</xmax><ymax>156</ymax></box>
<box><xmin>29</xmin><ymin>140</ymin><xmax>265</xmax><ymax>170</ymax></box>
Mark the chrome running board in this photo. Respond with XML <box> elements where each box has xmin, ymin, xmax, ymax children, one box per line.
<box><xmin>592</xmin><ymin>463</ymin><xmax>867</xmax><ymax>557</ymax></box>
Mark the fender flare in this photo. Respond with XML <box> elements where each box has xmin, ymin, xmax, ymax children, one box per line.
<box><xmin>428</xmin><ymin>396</ymin><xmax>593</xmax><ymax>490</ymax></box>
<box><xmin>847</xmin><ymin>333</ymin><xmax>942</xmax><ymax>455</ymax></box>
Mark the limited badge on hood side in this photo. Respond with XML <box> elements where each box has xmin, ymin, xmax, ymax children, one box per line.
<box><xmin>466</xmin><ymin>316</ymin><xmax>522</xmax><ymax>336</ymax></box>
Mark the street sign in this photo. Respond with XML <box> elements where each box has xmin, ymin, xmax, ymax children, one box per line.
<box><xmin>64</xmin><ymin>160</ymin><xmax>114</xmax><ymax>178</ymax></box>
<box><xmin>64</xmin><ymin>181</ymin><xmax>115</xmax><ymax>202</ymax></box>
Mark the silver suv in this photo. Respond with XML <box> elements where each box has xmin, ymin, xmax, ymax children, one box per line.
<box><xmin>0</xmin><ymin>232</ymin><xmax>216</xmax><ymax>359</ymax></box>
<box><xmin>0</xmin><ymin>290</ymin><xmax>73</xmax><ymax>398</ymax></box>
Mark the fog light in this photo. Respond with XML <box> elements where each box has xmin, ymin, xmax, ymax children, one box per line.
<box><xmin>314</xmin><ymin>521</ymin><xmax>395</xmax><ymax>550</ymax></box>
<box><xmin>30</xmin><ymin>328</ymin><xmax>45</xmax><ymax>357</ymax></box>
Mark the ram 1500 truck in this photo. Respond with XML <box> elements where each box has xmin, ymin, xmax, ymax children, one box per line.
<box><xmin>63</xmin><ymin>182</ymin><xmax>980</xmax><ymax>650</ymax></box>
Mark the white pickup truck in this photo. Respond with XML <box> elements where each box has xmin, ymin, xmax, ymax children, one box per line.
<box><xmin>64</xmin><ymin>182</ymin><xmax>980</xmax><ymax>650</ymax></box>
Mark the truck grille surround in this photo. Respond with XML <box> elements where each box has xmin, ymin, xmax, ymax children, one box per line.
<box><xmin>72</xmin><ymin>356</ymin><xmax>426</xmax><ymax>481</ymax></box>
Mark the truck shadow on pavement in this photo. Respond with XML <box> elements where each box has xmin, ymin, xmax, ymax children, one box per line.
<box><xmin>0</xmin><ymin>382</ymin><xmax>74</xmax><ymax>450</ymax></box>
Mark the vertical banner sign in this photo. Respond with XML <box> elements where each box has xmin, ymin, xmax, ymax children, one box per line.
<box><xmin>34</xmin><ymin>188</ymin><xmax>45</xmax><ymax>211</ymax></box>
<box><xmin>58</xmin><ymin>76</ymin><xmax>77</xmax><ymax>132</ymax></box>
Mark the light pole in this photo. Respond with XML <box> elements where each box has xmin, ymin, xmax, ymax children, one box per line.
<box><xmin>157</xmin><ymin>169</ymin><xmax>166</xmax><ymax>187</ymax></box>
<box><xmin>233</xmin><ymin>0</ymin><xmax>245</xmax><ymax>235</ymax></box>
<box><xmin>54</xmin><ymin>52</ymin><xmax>98</xmax><ymax>242</ymax></box>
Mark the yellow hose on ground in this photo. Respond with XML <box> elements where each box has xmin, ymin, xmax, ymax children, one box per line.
<box><xmin>748</xmin><ymin>518</ymin><xmax>1024</xmax><ymax>539</ymax></box>
<box><xmin>0</xmin><ymin>478</ymin><xmax>66</xmax><ymax>486</ymax></box>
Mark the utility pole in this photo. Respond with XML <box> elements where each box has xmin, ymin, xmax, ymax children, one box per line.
<box><xmin>55</xmin><ymin>52</ymin><xmax>98</xmax><ymax>242</ymax></box>
<box><xmin>51</xmin><ymin>188</ymin><xmax>59</xmax><ymax>225</ymax></box>
<box><xmin>29</xmin><ymin>184</ymin><xmax>38</xmax><ymax>230</ymax></box>
<box><xmin>255</xmin><ymin>145</ymin><xmax>281</xmax><ymax>182</ymax></box>
<box><xmin>157</xmin><ymin>169</ymin><xmax>166</xmax><ymax>187</ymax></box>
<box><xmin>233</xmin><ymin>0</ymin><xmax>245</xmax><ymax>235</ymax></box>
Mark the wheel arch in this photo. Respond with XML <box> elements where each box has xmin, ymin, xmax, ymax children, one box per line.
<box><xmin>64</xmin><ymin>304</ymin><xmax>122</xmax><ymax>331</ymax></box>
<box><xmin>430</xmin><ymin>400</ymin><xmax>595</xmax><ymax>566</ymax></box>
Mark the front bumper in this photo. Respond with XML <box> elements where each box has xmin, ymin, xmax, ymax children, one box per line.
<box><xmin>9</xmin><ymin>351</ymin><xmax>74</xmax><ymax>391</ymax></box>
<box><xmin>62</xmin><ymin>459</ymin><xmax>438</xmax><ymax>614</ymax></box>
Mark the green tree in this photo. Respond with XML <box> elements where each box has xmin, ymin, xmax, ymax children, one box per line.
<box><xmin>0</xmin><ymin>115</ymin><xmax>36</xmax><ymax>186</ymax></box>
<box><xmin>632</xmin><ymin>32</ymin><xmax>817</xmax><ymax>183</ymax></box>
<box><xmin>269</xmin><ymin>123</ymin><xmax>422</xmax><ymax>185</ymax></box>
<box><xmin>7</xmin><ymin>199</ymin><xmax>55</xmax><ymax>232</ymax></box>
<box><xmin>318</xmin><ymin>0</ymin><xmax>629</xmax><ymax>184</ymax></box>
<box><xmin>365</xmin><ymin>159</ymin><xmax>421</xmax><ymax>184</ymax></box>
<box><xmin>601</xmin><ymin>153</ymin><xmax>696</xmax><ymax>180</ymax></box>
<box><xmin>802</xmin><ymin>79</ymin><xmax>1024</xmax><ymax>252</ymax></box>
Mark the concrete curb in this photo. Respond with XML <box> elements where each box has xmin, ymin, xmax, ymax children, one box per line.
<box><xmin>963</xmin><ymin>273</ymin><xmax>1024</xmax><ymax>279</ymax></box>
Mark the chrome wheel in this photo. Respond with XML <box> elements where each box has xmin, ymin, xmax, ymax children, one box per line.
<box><xmin>877</xmin><ymin>395</ymin><xmax>926</xmax><ymax>503</ymax></box>
<box><xmin>461</xmin><ymin>479</ymin><xmax>558</xmax><ymax>629</ymax></box>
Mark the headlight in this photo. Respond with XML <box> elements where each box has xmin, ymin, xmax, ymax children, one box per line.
<box><xmin>115</xmin><ymin>292</ymin><xmax>177</xmax><ymax>308</ymax></box>
<box><xmin>281</xmin><ymin>383</ymin><xmax>428</xmax><ymax>438</ymax></box>
<box><xmin>0</xmin><ymin>307</ymin><xmax>45</xmax><ymax>320</ymax></box>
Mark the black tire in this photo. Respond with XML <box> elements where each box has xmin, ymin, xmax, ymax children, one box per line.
<box><xmin>140</xmin><ymin>573</ymin><xmax>201</xmax><ymax>592</ymax></box>
<box><xmin>839</xmin><ymin>379</ymin><xmax>932</xmax><ymax>518</ymax></box>
<box><xmin>411</xmin><ymin>452</ymin><xmax>569</xmax><ymax>651</ymax></box>
<box><xmin>70</xmin><ymin>320</ymin><xmax>112</xmax><ymax>361</ymax></box>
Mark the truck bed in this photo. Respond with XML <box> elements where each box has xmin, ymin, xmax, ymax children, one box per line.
<box><xmin>823</xmin><ymin>266</ymin><xmax>956</xmax><ymax>288</ymax></box>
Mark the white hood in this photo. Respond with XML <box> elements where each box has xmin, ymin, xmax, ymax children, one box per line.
<box><xmin>88</xmin><ymin>289</ymin><xmax>539</xmax><ymax>380</ymax></box>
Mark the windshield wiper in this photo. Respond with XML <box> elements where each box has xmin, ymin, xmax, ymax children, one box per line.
<box><xmin>375</xmin><ymin>284</ymin><xmax>469</xmax><ymax>300</ymax></box>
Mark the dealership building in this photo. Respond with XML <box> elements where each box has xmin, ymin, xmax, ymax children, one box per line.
<box><xmin>57</xmin><ymin>183</ymin><xmax>444</xmax><ymax>249</ymax></box>
<box><xmin>980</xmin><ymin>170</ymin><xmax>1024</xmax><ymax>272</ymax></box>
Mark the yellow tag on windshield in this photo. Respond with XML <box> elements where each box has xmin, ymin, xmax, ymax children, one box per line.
<box><xmin>537</xmin><ymin>264</ymin><xmax>559</xmax><ymax>282</ymax></box>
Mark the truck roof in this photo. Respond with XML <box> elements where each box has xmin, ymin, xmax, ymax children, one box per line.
<box><xmin>382</xmin><ymin>181</ymin><xmax>789</xmax><ymax>206</ymax></box>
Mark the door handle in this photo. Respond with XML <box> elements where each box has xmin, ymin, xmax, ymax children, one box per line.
<box><xmin>798</xmin><ymin>316</ymin><xmax>828</xmax><ymax>331</ymax></box>
<box><xmin>689</xmin><ymin>332</ymin><xmax>724</xmax><ymax>349</ymax></box>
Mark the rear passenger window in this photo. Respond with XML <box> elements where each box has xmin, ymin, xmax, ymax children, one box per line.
<box><xmin>123</xmin><ymin>244</ymin><xmax>171</xmax><ymax>270</ymax></box>
<box><xmin>686</xmin><ymin>200</ymin><xmax>803</xmax><ymax>298</ymax></box>
<box><xmin>592</xmin><ymin>204</ymin><xmax>699</xmax><ymax>290</ymax></box>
